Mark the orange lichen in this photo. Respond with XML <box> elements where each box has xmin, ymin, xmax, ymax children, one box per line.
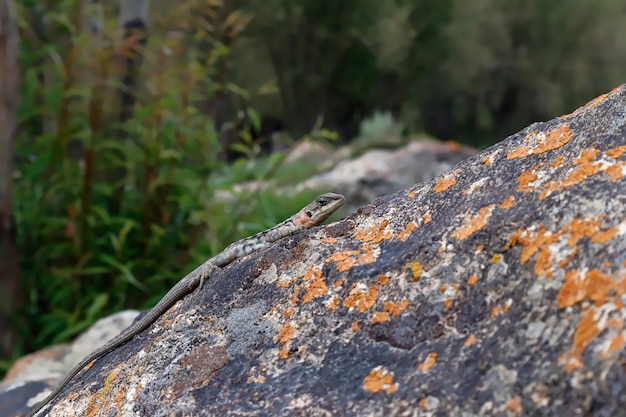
<box><xmin>326</xmin><ymin>295</ymin><xmax>340</xmax><ymax>310</ymax></box>
<box><xmin>482</xmin><ymin>155</ymin><xmax>492</xmax><ymax>166</ymax></box>
<box><xmin>584</xmin><ymin>269</ymin><xmax>613</xmax><ymax>305</ymax></box>
<box><xmin>320</xmin><ymin>237</ymin><xmax>337</xmax><ymax>244</ymax></box>
<box><xmin>534</xmin><ymin>246</ymin><xmax>553</xmax><ymax>276</ymax></box>
<box><xmin>384</xmin><ymin>299</ymin><xmax>409</xmax><ymax>317</ymax></box>
<box><xmin>276</xmin><ymin>323</ymin><xmax>296</xmax><ymax>344</ymax></box>
<box><xmin>467</xmin><ymin>275</ymin><xmax>479</xmax><ymax>285</ymax></box>
<box><xmin>301</xmin><ymin>267</ymin><xmax>328</xmax><ymax>303</ymax></box>
<box><xmin>574</xmin><ymin>148</ymin><xmax>601</xmax><ymax>165</ymax></box>
<box><xmin>601</xmin><ymin>333</ymin><xmax>626</xmax><ymax>360</ymax></box>
<box><xmin>443</xmin><ymin>298</ymin><xmax>453</xmax><ymax>309</ymax></box>
<box><xmin>491</xmin><ymin>254</ymin><xmax>501</xmax><ymax>264</ymax></box>
<box><xmin>440</xmin><ymin>283</ymin><xmax>448</xmax><ymax>293</ymax></box>
<box><xmin>607</xmin><ymin>145</ymin><xmax>626</xmax><ymax>159</ymax></box>
<box><xmin>564</xmin><ymin>218</ymin><xmax>601</xmax><ymax>246</ymax></box>
<box><xmin>508</xmin><ymin>126</ymin><xmax>572</xmax><ymax>160</ymax></box>
<box><xmin>397</xmin><ymin>221</ymin><xmax>419</xmax><ymax>240</ymax></box>
<box><xmin>363</xmin><ymin>367</ymin><xmax>397</xmax><ymax>394</ymax></box>
<box><xmin>423</xmin><ymin>213</ymin><xmax>432</xmax><ymax>224</ymax></box>
<box><xmin>507</xmin><ymin>145</ymin><xmax>532</xmax><ymax>160</ymax></box>
<box><xmin>379</xmin><ymin>274</ymin><xmax>390</xmax><ymax>285</ymax></box>
<box><xmin>569</xmin><ymin>267</ymin><xmax>625</xmax><ymax>307</ymax></box>
<box><xmin>326</xmin><ymin>244</ymin><xmax>377</xmax><ymax>272</ymax></box>
<box><xmin>372</xmin><ymin>311</ymin><xmax>390</xmax><ymax>323</ymax></box>
<box><xmin>282</xmin><ymin>307</ymin><xmax>294</xmax><ymax>319</ymax></box>
<box><xmin>464</xmin><ymin>335</ymin><xmax>478</xmax><ymax>347</ymax></box>
<box><xmin>535</xmin><ymin>126</ymin><xmax>572</xmax><ymax>154</ymax></box>
<box><xmin>562</xmin><ymin>354</ymin><xmax>584</xmax><ymax>373</ymax></box>
<box><xmin>491</xmin><ymin>305</ymin><xmax>504</xmax><ymax>318</ymax></box>
<box><xmin>572</xmin><ymin>308</ymin><xmax>600</xmax><ymax>356</ymax></box>
<box><xmin>352</xmin><ymin>321</ymin><xmax>359</xmax><ymax>332</ymax></box>
<box><xmin>343</xmin><ymin>285</ymin><xmax>379</xmax><ymax>313</ymax></box>
<box><xmin>540</xmin><ymin>152</ymin><xmax>603</xmax><ymax>200</ymax></box>
<box><xmin>508</xmin><ymin>225</ymin><xmax>559</xmax><ymax>265</ymax></box>
<box><xmin>450</xmin><ymin>204</ymin><xmax>496</xmax><ymax>240</ymax></box>
<box><xmin>500</xmin><ymin>196</ymin><xmax>515</xmax><ymax>209</ymax></box>
<box><xmin>517</xmin><ymin>170</ymin><xmax>538</xmax><ymax>192</ymax></box>
<box><xmin>418</xmin><ymin>353</ymin><xmax>438</xmax><ymax>372</ymax></box>
<box><xmin>506</xmin><ymin>396</ymin><xmax>522</xmax><ymax>412</ymax></box>
<box><xmin>354</xmin><ymin>219</ymin><xmax>392</xmax><ymax>243</ymax></box>
<box><xmin>556</xmin><ymin>270</ymin><xmax>583</xmax><ymax>308</ymax></box>
<box><xmin>276</xmin><ymin>323</ymin><xmax>297</xmax><ymax>359</ymax></box>
<box><xmin>605</xmin><ymin>162</ymin><xmax>626</xmax><ymax>182</ymax></box>
<box><xmin>433</xmin><ymin>176</ymin><xmax>457</xmax><ymax>193</ymax></box>
<box><xmin>420</xmin><ymin>398</ymin><xmax>428</xmax><ymax>410</ymax></box>
<box><xmin>408</xmin><ymin>189</ymin><xmax>418</xmax><ymax>198</ymax></box>
<box><xmin>279</xmin><ymin>344</ymin><xmax>290</xmax><ymax>359</ymax></box>
<box><xmin>326</xmin><ymin>249</ymin><xmax>361</xmax><ymax>271</ymax></box>
<box><xmin>550</xmin><ymin>154</ymin><xmax>566</xmax><ymax>168</ymax></box>
<box><xmin>607</xmin><ymin>317</ymin><xmax>624</xmax><ymax>329</ymax></box>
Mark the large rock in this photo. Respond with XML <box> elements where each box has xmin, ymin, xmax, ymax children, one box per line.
<box><xmin>12</xmin><ymin>85</ymin><xmax>626</xmax><ymax>416</ymax></box>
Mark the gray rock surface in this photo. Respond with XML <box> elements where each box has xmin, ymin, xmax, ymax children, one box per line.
<box><xmin>298</xmin><ymin>139</ymin><xmax>476</xmax><ymax>212</ymax></box>
<box><xmin>9</xmin><ymin>85</ymin><xmax>626</xmax><ymax>416</ymax></box>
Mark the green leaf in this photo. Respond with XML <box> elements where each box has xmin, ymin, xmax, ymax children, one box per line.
<box><xmin>86</xmin><ymin>294</ymin><xmax>109</xmax><ymax>321</ymax></box>
<box><xmin>246</xmin><ymin>108</ymin><xmax>261</xmax><ymax>132</ymax></box>
<box><xmin>99</xmin><ymin>254</ymin><xmax>146</xmax><ymax>292</ymax></box>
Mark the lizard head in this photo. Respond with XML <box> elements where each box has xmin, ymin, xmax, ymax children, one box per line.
<box><xmin>293</xmin><ymin>192</ymin><xmax>345</xmax><ymax>228</ymax></box>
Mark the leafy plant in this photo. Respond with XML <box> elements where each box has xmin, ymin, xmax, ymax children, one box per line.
<box><xmin>12</xmin><ymin>0</ymin><xmax>336</xmax><ymax>359</ymax></box>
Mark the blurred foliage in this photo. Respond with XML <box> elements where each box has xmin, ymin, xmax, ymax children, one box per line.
<box><xmin>236</xmin><ymin>0</ymin><xmax>626</xmax><ymax>147</ymax></box>
<box><xmin>9</xmin><ymin>0</ymin><xmax>626</xmax><ymax>367</ymax></box>
<box><xmin>11</xmin><ymin>0</ymin><xmax>337</xmax><ymax>364</ymax></box>
<box><xmin>353</xmin><ymin>111</ymin><xmax>405</xmax><ymax>153</ymax></box>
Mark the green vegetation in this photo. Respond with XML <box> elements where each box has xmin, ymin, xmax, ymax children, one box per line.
<box><xmin>10</xmin><ymin>0</ymin><xmax>340</xmax><ymax>368</ymax></box>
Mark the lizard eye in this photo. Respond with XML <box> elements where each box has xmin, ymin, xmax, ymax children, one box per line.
<box><xmin>318</xmin><ymin>198</ymin><xmax>328</xmax><ymax>206</ymax></box>
<box><xmin>306</xmin><ymin>211</ymin><xmax>313</xmax><ymax>217</ymax></box>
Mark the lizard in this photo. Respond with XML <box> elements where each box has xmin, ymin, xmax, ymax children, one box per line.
<box><xmin>26</xmin><ymin>192</ymin><xmax>344</xmax><ymax>417</ymax></box>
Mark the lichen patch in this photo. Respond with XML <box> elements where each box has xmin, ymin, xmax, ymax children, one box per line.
<box><xmin>325</xmin><ymin>244</ymin><xmax>378</xmax><ymax>272</ymax></box>
<box><xmin>507</xmin><ymin>126</ymin><xmax>572</xmax><ymax>160</ymax></box>
<box><xmin>363</xmin><ymin>366</ymin><xmax>398</xmax><ymax>394</ymax></box>
<box><xmin>507</xmin><ymin>217</ymin><xmax>624</xmax><ymax>280</ymax></box>
<box><xmin>433</xmin><ymin>171</ymin><xmax>459</xmax><ymax>193</ymax></box>
<box><xmin>301</xmin><ymin>266</ymin><xmax>328</xmax><ymax>304</ymax></box>
<box><xmin>343</xmin><ymin>284</ymin><xmax>379</xmax><ymax>313</ymax></box>
<box><xmin>500</xmin><ymin>196</ymin><xmax>515</xmax><ymax>210</ymax></box>
<box><xmin>450</xmin><ymin>204</ymin><xmax>497</xmax><ymax>240</ymax></box>
<box><xmin>354</xmin><ymin>219</ymin><xmax>392</xmax><ymax>243</ymax></box>
<box><xmin>276</xmin><ymin>323</ymin><xmax>297</xmax><ymax>359</ymax></box>
<box><xmin>384</xmin><ymin>299</ymin><xmax>409</xmax><ymax>317</ymax></box>
<box><xmin>418</xmin><ymin>353</ymin><xmax>438</xmax><ymax>372</ymax></box>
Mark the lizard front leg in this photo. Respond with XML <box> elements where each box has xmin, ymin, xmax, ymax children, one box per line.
<box><xmin>195</xmin><ymin>262</ymin><xmax>218</xmax><ymax>291</ymax></box>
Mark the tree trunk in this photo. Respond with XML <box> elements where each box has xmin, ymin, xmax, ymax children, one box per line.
<box><xmin>109</xmin><ymin>0</ymin><xmax>149</xmax><ymax>215</ymax></box>
<box><xmin>0</xmin><ymin>0</ymin><xmax>21</xmax><ymax>361</ymax></box>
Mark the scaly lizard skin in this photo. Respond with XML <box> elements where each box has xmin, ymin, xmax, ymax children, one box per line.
<box><xmin>26</xmin><ymin>192</ymin><xmax>344</xmax><ymax>417</ymax></box>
